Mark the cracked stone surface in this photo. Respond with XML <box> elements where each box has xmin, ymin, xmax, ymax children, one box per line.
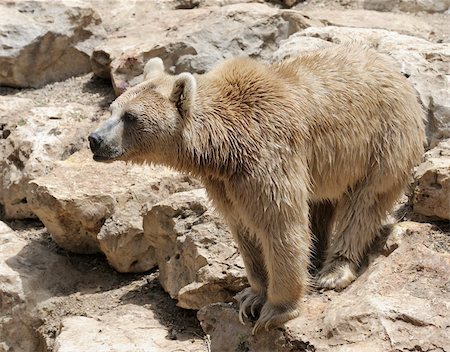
<box><xmin>198</xmin><ymin>221</ymin><xmax>450</xmax><ymax>352</ymax></box>
<box><xmin>413</xmin><ymin>139</ymin><xmax>450</xmax><ymax>220</ymax></box>
<box><xmin>143</xmin><ymin>189</ymin><xmax>248</xmax><ymax>310</ymax></box>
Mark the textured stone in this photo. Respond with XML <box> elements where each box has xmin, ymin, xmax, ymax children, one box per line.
<box><xmin>53</xmin><ymin>306</ymin><xmax>206</xmax><ymax>352</ymax></box>
<box><xmin>143</xmin><ymin>189</ymin><xmax>247</xmax><ymax>309</ymax></box>
<box><xmin>27</xmin><ymin>150</ymin><xmax>200</xmax><ymax>272</ymax></box>
<box><xmin>91</xmin><ymin>3</ymin><xmax>320</xmax><ymax>95</ymax></box>
<box><xmin>0</xmin><ymin>1</ymin><xmax>106</xmax><ymax>88</ymax></box>
<box><xmin>361</xmin><ymin>0</ymin><xmax>450</xmax><ymax>13</ymax></box>
<box><xmin>413</xmin><ymin>139</ymin><xmax>450</xmax><ymax>220</ymax></box>
<box><xmin>300</xmin><ymin>9</ymin><xmax>435</xmax><ymax>40</ymax></box>
<box><xmin>0</xmin><ymin>102</ymin><xmax>97</xmax><ymax>219</ymax></box>
<box><xmin>0</xmin><ymin>222</ymin><xmax>206</xmax><ymax>352</ymax></box>
<box><xmin>198</xmin><ymin>222</ymin><xmax>450</xmax><ymax>352</ymax></box>
<box><xmin>0</xmin><ymin>222</ymin><xmax>39</xmax><ymax>352</ymax></box>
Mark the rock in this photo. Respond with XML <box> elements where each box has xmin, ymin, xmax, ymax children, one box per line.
<box><xmin>0</xmin><ymin>221</ymin><xmax>206</xmax><ymax>352</ymax></box>
<box><xmin>0</xmin><ymin>101</ymin><xmax>98</xmax><ymax>219</ymax></box>
<box><xmin>361</xmin><ymin>0</ymin><xmax>450</xmax><ymax>13</ymax></box>
<box><xmin>27</xmin><ymin>150</ymin><xmax>200</xmax><ymax>272</ymax></box>
<box><xmin>413</xmin><ymin>139</ymin><xmax>450</xmax><ymax>220</ymax></box>
<box><xmin>143</xmin><ymin>189</ymin><xmax>247</xmax><ymax>310</ymax></box>
<box><xmin>0</xmin><ymin>1</ymin><xmax>106</xmax><ymax>88</ymax></box>
<box><xmin>300</xmin><ymin>9</ymin><xmax>435</xmax><ymax>40</ymax></box>
<box><xmin>91</xmin><ymin>3</ymin><xmax>320</xmax><ymax>95</ymax></box>
<box><xmin>0</xmin><ymin>96</ymin><xmax>35</xmax><ymax>140</ymax></box>
<box><xmin>0</xmin><ymin>222</ymin><xmax>39</xmax><ymax>352</ymax></box>
<box><xmin>198</xmin><ymin>221</ymin><xmax>450</xmax><ymax>352</ymax></box>
<box><xmin>268</xmin><ymin>0</ymin><xmax>300</xmax><ymax>8</ymax></box>
<box><xmin>284</xmin><ymin>26</ymin><xmax>450</xmax><ymax>148</ymax></box>
<box><xmin>53</xmin><ymin>306</ymin><xmax>205</xmax><ymax>352</ymax></box>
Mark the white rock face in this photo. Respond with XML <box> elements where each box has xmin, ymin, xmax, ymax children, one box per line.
<box><xmin>198</xmin><ymin>222</ymin><xmax>450</xmax><ymax>352</ymax></box>
<box><xmin>361</xmin><ymin>0</ymin><xmax>450</xmax><ymax>13</ymax></box>
<box><xmin>27</xmin><ymin>150</ymin><xmax>200</xmax><ymax>272</ymax></box>
<box><xmin>143</xmin><ymin>189</ymin><xmax>247</xmax><ymax>309</ymax></box>
<box><xmin>53</xmin><ymin>306</ymin><xmax>206</xmax><ymax>352</ymax></box>
<box><xmin>300</xmin><ymin>8</ymin><xmax>435</xmax><ymax>40</ymax></box>
<box><xmin>0</xmin><ymin>222</ymin><xmax>39</xmax><ymax>352</ymax></box>
<box><xmin>413</xmin><ymin>139</ymin><xmax>450</xmax><ymax>220</ymax></box>
<box><xmin>0</xmin><ymin>1</ymin><xmax>106</xmax><ymax>88</ymax></box>
<box><xmin>90</xmin><ymin>3</ymin><xmax>319</xmax><ymax>95</ymax></box>
<box><xmin>0</xmin><ymin>101</ymin><xmax>98</xmax><ymax>219</ymax></box>
<box><xmin>0</xmin><ymin>221</ymin><xmax>206</xmax><ymax>352</ymax></box>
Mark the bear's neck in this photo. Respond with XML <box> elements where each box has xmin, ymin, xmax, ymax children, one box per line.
<box><xmin>175</xmin><ymin>86</ymin><xmax>245</xmax><ymax>180</ymax></box>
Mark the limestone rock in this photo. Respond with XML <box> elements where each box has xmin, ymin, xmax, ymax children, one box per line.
<box><xmin>285</xmin><ymin>26</ymin><xmax>450</xmax><ymax>148</ymax></box>
<box><xmin>91</xmin><ymin>3</ymin><xmax>320</xmax><ymax>95</ymax></box>
<box><xmin>0</xmin><ymin>1</ymin><xmax>106</xmax><ymax>88</ymax></box>
<box><xmin>27</xmin><ymin>150</ymin><xmax>200</xmax><ymax>272</ymax></box>
<box><xmin>0</xmin><ymin>221</ymin><xmax>206</xmax><ymax>352</ymax></box>
<box><xmin>413</xmin><ymin>139</ymin><xmax>450</xmax><ymax>220</ymax></box>
<box><xmin>300</xmin><ymin>9</ymin><xmax>435</xmax><ymax>40</ymax></box>
<box><xmin>361</xmin><ymin>0</ymin><xmax>450</xmax><ymax>13</ymax></box>
<box><xmin>53</xmin><ymin>306</ymin><xmax>205</xmax><ymax>352</ymax></box>
<box><xmin>143</xmin><ymin>189</ymin><xmax>247</xmax><ymax>310</ymax></box>
<box><xmin>0</xmin><ymin>101</ymin><xmax>98</xmax><ymax>219</ymax></box>
<box><xmin>0</xmin><ymin>222</ymin><xmax>40</xmax><ymax>352</ymax></box>
<box><xmin>198</xmin><ymin>221</ymin><xmax>450</xmax><ymax>352</ymax></box>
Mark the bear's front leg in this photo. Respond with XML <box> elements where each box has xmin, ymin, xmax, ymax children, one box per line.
<box><xmin>204</xmin><ymin>177</ymin><xmax>268</xmax><ymax>323</ymax></box>
<box><xmin>252</xmin><ymin>220</ymin><xmax>311</xmax><ymax>334</ymax></box>
<box><xmin>230</xmin><ymin>227</ymin><xmax>267</xmax><ymax>324</ymax></box>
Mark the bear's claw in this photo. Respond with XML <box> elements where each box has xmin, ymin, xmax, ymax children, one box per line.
<box><xmin>252</xmin><ymin>301</ymin><xmax>301</xmax><ymax>335</ymax></box>
<box><xmin>235</xmin><ymin>287</ymin><xmax>265</xmax><ymax>325</ymax></box>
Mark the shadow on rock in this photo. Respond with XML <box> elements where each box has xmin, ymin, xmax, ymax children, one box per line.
<box><xmin>81</xmin><ymin>74</ymin><xmax>116</xmax><ymax>109</ymax></box>
<box><xmin>118</xmin><ymin>277</ymin><xmax>203</xmax><ymax>342</ymax></box>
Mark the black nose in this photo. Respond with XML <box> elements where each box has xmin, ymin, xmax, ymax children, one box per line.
<box><xmin>88</xmin><ymin>133</ymin><xmax>103</xmax><ymax>153</ymax></box>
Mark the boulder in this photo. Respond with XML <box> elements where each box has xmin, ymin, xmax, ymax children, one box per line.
<box><xmin>198</xmin><ymin>221</ymin><xmax>450</xmax><ymax>352</ymax></box>
<box><xmin>143</xmin><ymin>189</ymin><xmax>247</xmax><ymax>310</ymax></box>
<box><xmin>0</xmin><ymin>101</ymin><xmax>98</xmax><ymax>219</ymax></box>
<box><xmin>0</xmin><ymin>222</ymin><xmax>40</xmax><ymax>352</ymax></box>
<box><xmin>300</xmin><ymin>9</ymin><xmax>435</xmax><ymax>40</ymax></box>
<box><xmin>90</xmin><ymin>3</ymin><xmax>321</xmax><ymax>95</ymax></box>
<box><xmin>27</xmin><ymin>150</ymin><xmax>200</xmax><ymax>273</ymax></box>
<box><xmin>413</xmin><ymin>139</ymin><xmax>450</xmax><ymax>220</ymax></box>
<box><xmin>0</xmin><ymin>221</ymin><xmax>206</xmax><ymax>352</ymax></box>
<box><xmin>361</xmin><ymin>0</ymin><xmax>450</xmax><ymax>13</ymax></box>
<box><xmin>278</xmin><ymin>26</ymin><xmax>450</xmax><ymax>148</ymax></box>
<box><xmin>0</xmin><ymin>1</ymin><xmax>106</xmax><ymax>88</ymax></box>
<box><xmin>53</xmin><ymin>306</ymin><xmax>205</xmax><ymax>352</ymax></box>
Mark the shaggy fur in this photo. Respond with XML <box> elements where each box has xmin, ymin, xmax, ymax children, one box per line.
<box><xmin>89</xmin><ymin>44</ymin><xmax>425</xmax><ymax>333</ymax></box>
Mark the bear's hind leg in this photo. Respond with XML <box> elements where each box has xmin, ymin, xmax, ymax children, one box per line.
<box><xmin>310</xmin><ymin>200</ymin><xmax>335</xmax><ymax>272</ymax></box>
<box><xmin>232</xmin><ymin>227</ymin><xmax>268</xmax><ymax>324</ymax></box>
<box><xmin>318</xmin><ymin>181</ymin><xmax>403</xmax><ymax>290</ymax></box>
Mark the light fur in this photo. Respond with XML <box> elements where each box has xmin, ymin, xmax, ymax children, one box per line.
<box><xmin>90</xmin><ymin>44</ymin><xmax>426</xmax><ymax>332</ymax></box>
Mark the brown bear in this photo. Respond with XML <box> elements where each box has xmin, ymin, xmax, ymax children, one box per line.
<box><xmin>89</xmin><ymin>44</ymin><xmax>425</xmax><ymax>334</ymax></box>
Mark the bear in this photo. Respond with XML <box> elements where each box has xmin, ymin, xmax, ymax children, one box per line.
<box><xmin>88</xmin><ymin>44</ymin><xmax>425</xmax><ymax>334</ymax></box>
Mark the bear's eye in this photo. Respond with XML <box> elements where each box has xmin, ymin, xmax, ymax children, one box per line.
<box><xmin>123</xmin><ymin>112</ymin><xmax>137</xmax><ymax>121</ymax></box>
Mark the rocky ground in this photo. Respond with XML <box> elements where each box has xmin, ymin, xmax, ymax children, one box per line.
<box><xmin>0</xmin><ymin>0</ymin><xmax>449</xmax><ymax>351</ymax></box>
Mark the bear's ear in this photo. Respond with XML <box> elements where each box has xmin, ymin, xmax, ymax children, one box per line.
<box><xmin>143</xmin><ymin>58</ymin><xmax>164</xmax><ymax>80</ymax></box>
<box><xmin>170</xmin><ymin>73</ymin><xmax>196</xmax><ymax>117</ymax></box>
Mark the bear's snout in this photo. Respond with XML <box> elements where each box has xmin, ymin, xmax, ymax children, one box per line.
<box><xmin>88</xmin><ymin>132</ymin><xmax>103</xmax><ymax>153</ymax></box>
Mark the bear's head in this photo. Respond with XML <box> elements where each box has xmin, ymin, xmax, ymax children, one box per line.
<box><xmin>88</xmin><ymin>58</ymin><xmax>196</xmax><ymax>164</ymax></box>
